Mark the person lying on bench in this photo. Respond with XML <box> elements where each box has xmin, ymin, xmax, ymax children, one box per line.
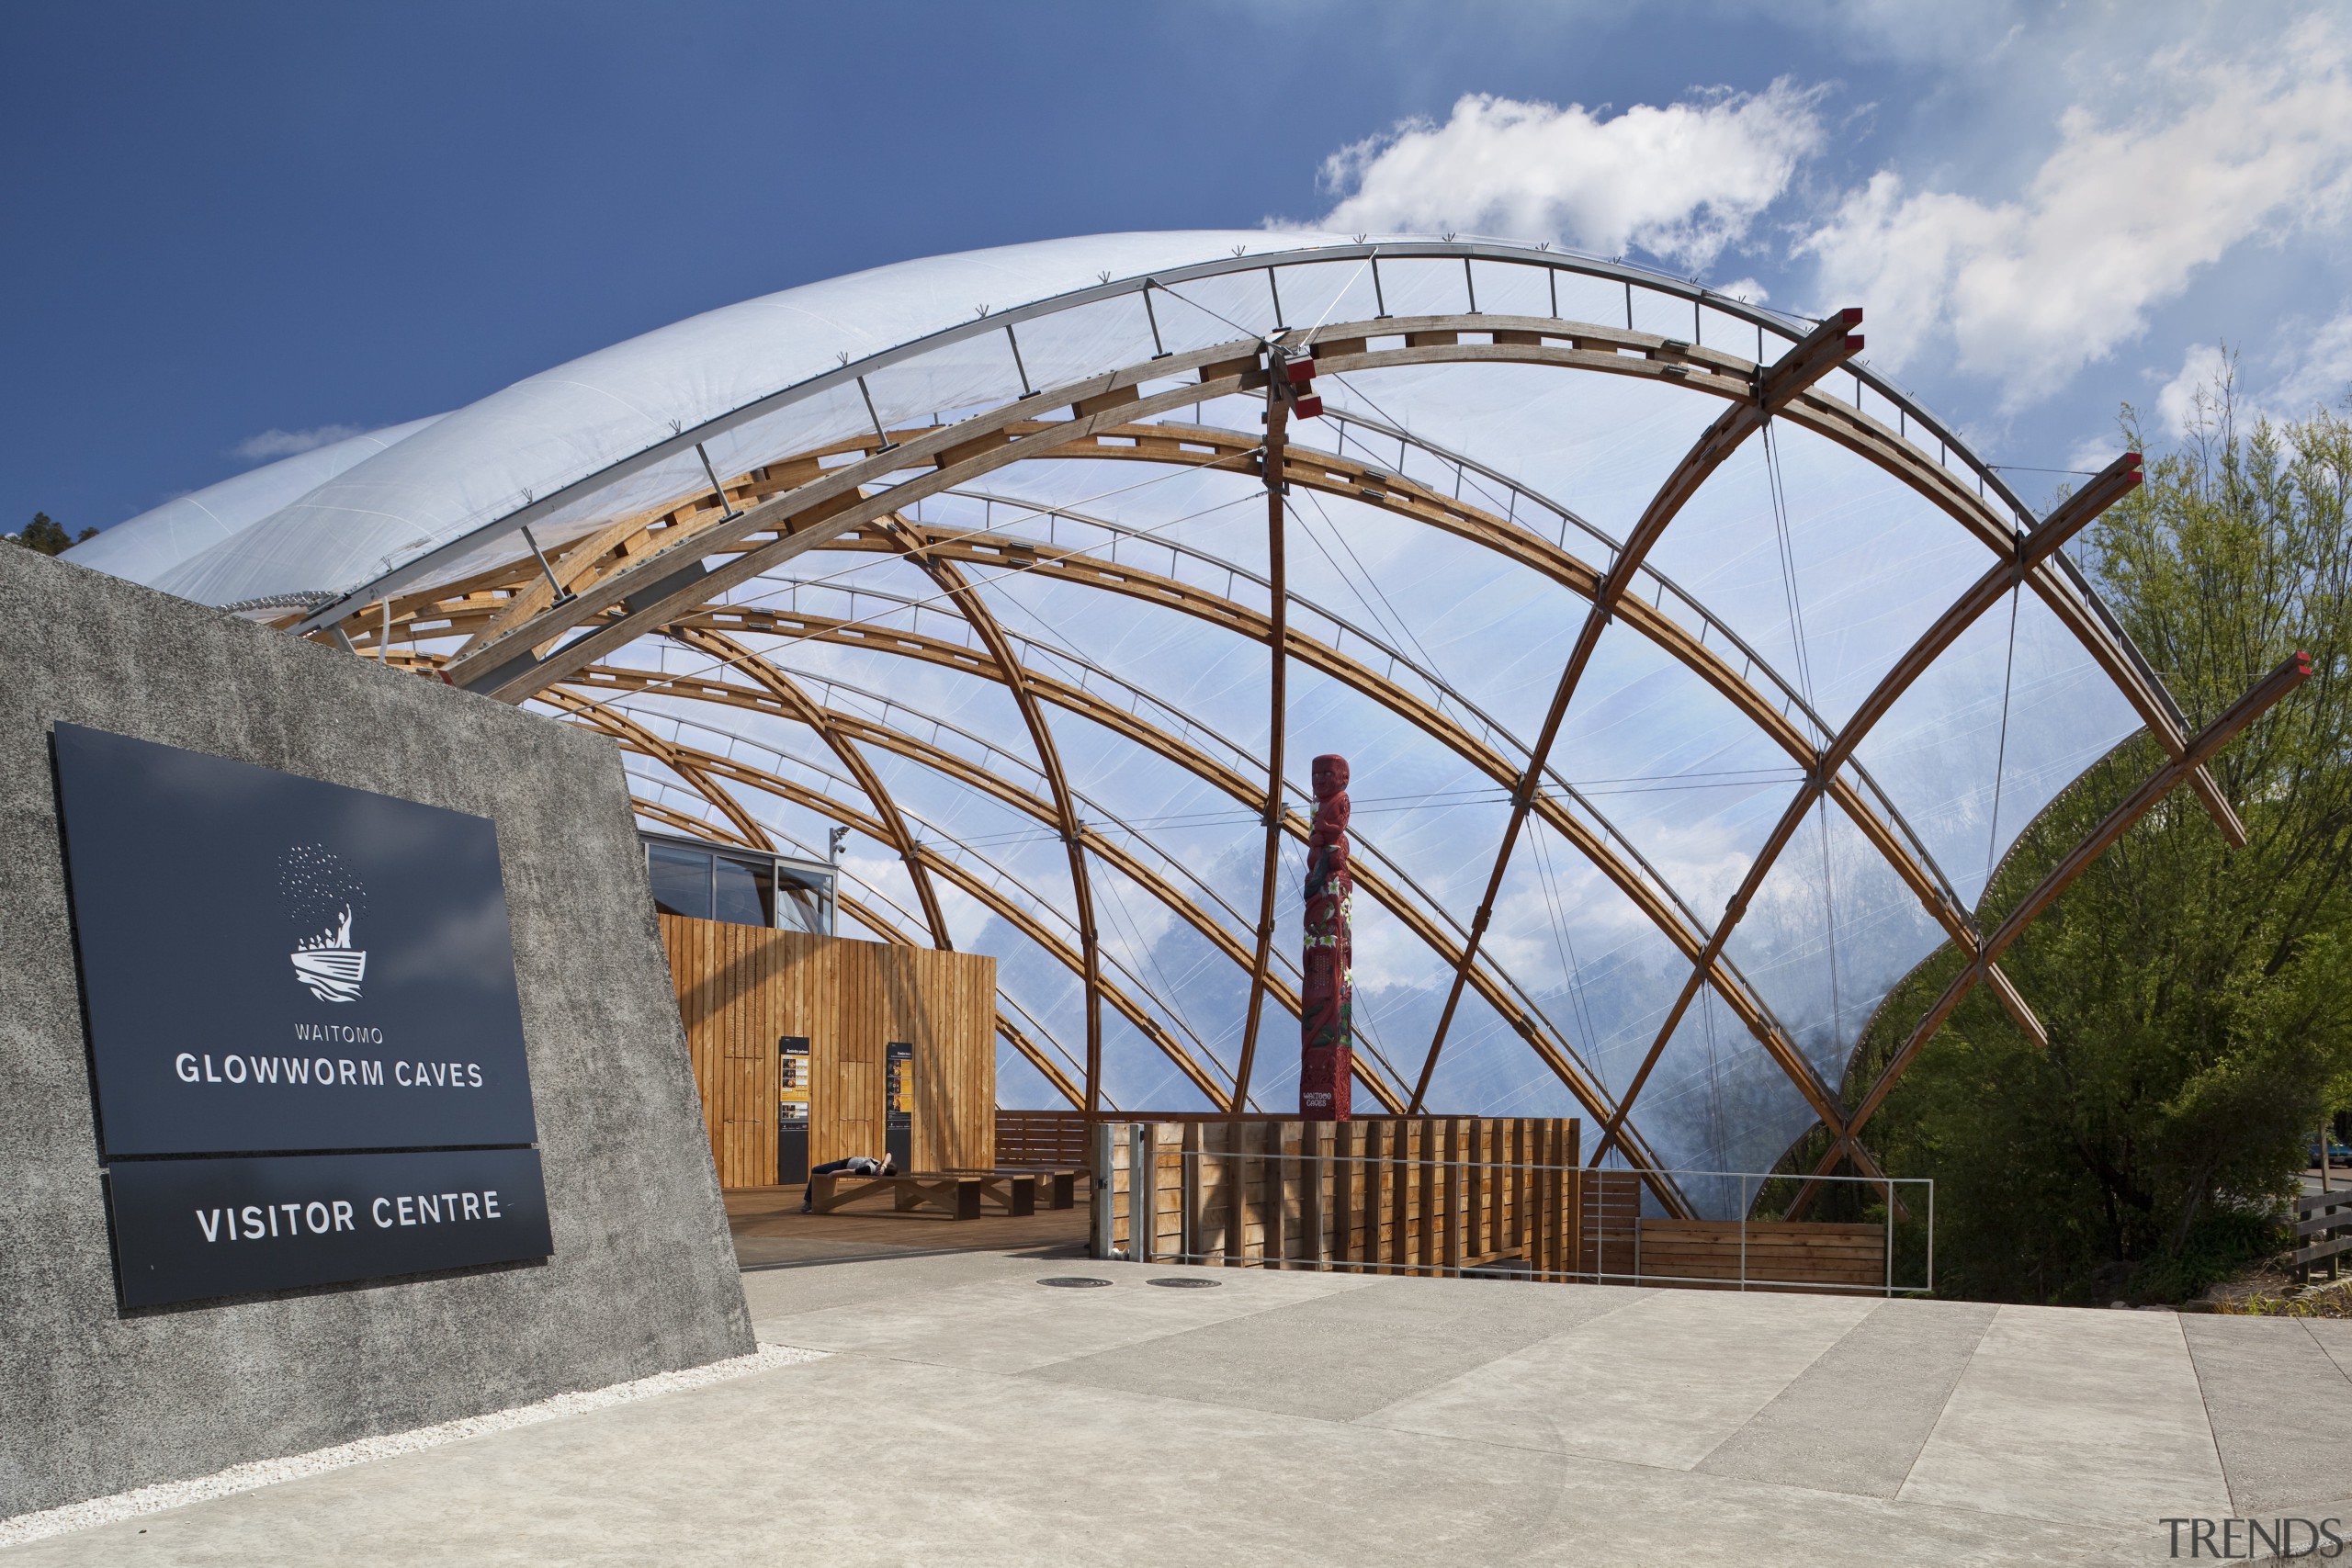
<box><xmin>801</xmin><ymin>1152</ymin><xmax>897</xmax><ymax>1212</ymax></box>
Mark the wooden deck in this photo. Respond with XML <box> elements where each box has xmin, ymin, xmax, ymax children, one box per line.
<box><xmin>725</xmin><ymin>1184</ymin><xmax>1092</xmax><ymax>1269</ymax></box>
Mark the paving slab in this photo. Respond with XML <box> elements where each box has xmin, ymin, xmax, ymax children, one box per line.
<box><xmin>1698</xmin><ymin>1297</ymin><xmax>1998</xmax><ymax>1497</ymax></box>
<box><xmin>1360</xmin><ymin>1285</ymin><xmax>1879</xmax><ymax>1469</ymax></box>
<box><xmin>12</xmin><ymin>1245</ymin><xmax>2333</xmax><ymax>1567</ymax></box>
<box><xmin>0</xmin><ymin>1341</ymin><xmax>2160</xmax><ymax>1568</ymax></box>
<box><xmin>1899</xmin><ymin>1304</ymin><xmax>2229</xmax><ymax>1528</ymax></box>
<box><xmin>2306</xmin><ymin>1316</ymin><xmax>2352</xmax><ymax>1382</ymax></box>
<box><xmin>757</xmin><ymin>1265</ymin><xmax>1379</xmax><ymax>1374</ymax></box>
<box><xmin>1028</xmin><ymin>1276</ymin><xmax>1654</xmax><ymax>1420</ymax></box>
<box><xmin>2179</xmin><ymin>1314</ymin><xmax>2352</xmax><ymax>1517</ymax></box>
<box><xmin>740</xmin><ymin>1243</ymin><xmax>1101</xmax><ymax>1329</ymax></box>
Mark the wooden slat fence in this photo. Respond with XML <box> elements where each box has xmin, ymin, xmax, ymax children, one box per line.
<box><xmin>1099</xmin><ymin>1118</ymin><xmax>1584</xmax><ymax>1280</ymax></box>
<box><xmin>1634</xmin><ymin>1220</ymin><xmax>1887</xmax><ymax>1292</ymax></box>
<box><xmin>1584</xmin><ymin>1168</ymin><xmax>1642</xmax><ymax>1282</ymax></box>
<box><xmin>1092</xmin><ymin>1119</ymin><xmax>1909</xmax><ymax>1294</ymax></box>
<box><xmin>995</xmin><ymin>1111</ymin><xmax>1093</xmax><ymax>1170</ymax></box>
<box><xmin>2294</xmin><ymin>1188</ymin><xmax>2352</xmax><ymax>1281</ymax></box>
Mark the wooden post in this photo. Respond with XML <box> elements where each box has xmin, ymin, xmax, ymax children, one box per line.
<box><xmin>1345</xmin><ymin>1123</ymin><xmax>1363</xmax><ymax>1269</ymax></box>
<box><xmin>1478</xmin><ymin>1118</ymin><xmax>1497</xmax><ymax>1263</ymax></box>
<box><xmin>1506</xmin><ymin>1119</ymin><xmax>1524</xmax><ymax>1257</ymax></box>
<box><xmin>1233</xmin><ymin>1118</ymin><xmax>1252</xmax><ymax>1268</ymax></box>
<box><xmin>1311</xmin><ymin>1122</ymin><xmax>1333</xmax><ymax>1267</ymax></box>
<box><xmin>1442</xmin><ymin>1119</ymin><xmax>1464</xmax><ymax>1275</ymax></box>
<box><xmin>1182</xmin><ymin>1121</ymin><xmax>1202</xmax><ymax>1265</ymax></box>
<box><xmin>1544</xmin><ymin>1122</ymin><xmax>1566</xmax><ymax>1279</ymax></box>
<box><xmin>1401</xmin><ymin>1123</ymin><xmax>1420</xmax><ymax>1279</ymax></box>
<box><xmin>1377</xmin><ymin>1121</ymin><xmax>1398</xmax><ymax>1275</ymax></box>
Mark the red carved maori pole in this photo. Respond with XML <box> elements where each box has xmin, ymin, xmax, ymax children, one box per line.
<box><xmin>1301</xmin><ymin>752</ymin><xmax>1352</xmax><ymax>1120</ymax></box>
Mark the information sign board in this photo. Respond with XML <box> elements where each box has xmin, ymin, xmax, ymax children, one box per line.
<box><xmin>53</xmin><ymin>724</ymin><xmax>552</xmax><ymax>1306</ymax></box>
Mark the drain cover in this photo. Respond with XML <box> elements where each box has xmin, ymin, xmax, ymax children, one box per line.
<box><xmin>1037</xmin><ymin>1276</ymin><xmax>1114</xmax><ymax>1289</ymax></box>
<box><xmin>1147</xmin><ymin>1277</ymin><xmax>1221</xmax><ymax>1289</ymax></box>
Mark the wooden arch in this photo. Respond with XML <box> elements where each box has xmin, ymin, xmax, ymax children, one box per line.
<box><xmin>318</xmin><ymin>290</ymin><xmax>2242</xmax><ymax>1196</ymax></box>
<box><xmin>551</xmin><ymin>687</ymin><xmax>1235</xmax><ymax>1110</ymax></box>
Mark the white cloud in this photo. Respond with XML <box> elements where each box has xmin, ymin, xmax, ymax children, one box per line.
<box><xmin>1306</xmin><ymin>81</ymin><xmax>1826</xmax><ymax>273</ymax></box>
<box><xmin>2152</xmin><ymin>314</ymin><xmax>2352</xmax><ymax>439</ymax></box>
<box><xmin>2267</xmin><ymin>310</ymin><xmax>2352</xmax><ymax>418</ymax></box>
<box><xmin>2065</xmin><ymin>434</ymin><xmax>2129</xmax><ymax>474</ymax></box>
<box><xmin>2154</xmin><ymin>343</ymin><xmax>2234</xmax><ymax>438</ymax></box>
<box><xmin>230</xmin><ymin>423</ymin><xmax>365</xmax><ymax>461</ymax></box>
<box><xmin>1799</xmin><ymin>25</ymin><xmax>2352</xmax><ymax>410</ymax></box>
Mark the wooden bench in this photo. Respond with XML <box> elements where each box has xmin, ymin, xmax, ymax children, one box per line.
<box><xmin>947</xmin><ymin>1168</ymin><xmax>1082</xmax><ymax>1212</ymax></box>
<box><xmin>808</xmin><ymin>1169</ymin><xmax>1075</xmax><ymax>1221</ymax></box>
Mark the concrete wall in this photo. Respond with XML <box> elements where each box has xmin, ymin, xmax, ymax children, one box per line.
<box><xmin>0</xmin><ymin>546</ymin><xmax>754</xmax><ymax>1519</ymax></box>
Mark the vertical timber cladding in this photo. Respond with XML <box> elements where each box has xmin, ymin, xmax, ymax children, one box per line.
<box><xmin>51</xmin><ymin>724</ymin><xmax>551</xmax><ymax>1309</ymax></box>
<box><xmin>657</xmin><ymin>915</ymin><xmax>994</xmax><ymax>1185</ymax></box>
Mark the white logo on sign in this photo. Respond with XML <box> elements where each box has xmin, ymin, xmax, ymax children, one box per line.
<box><xmin>281</xmin><ymin>843</ymin><xmax>368</xmax><ymax>1004</ymax></box>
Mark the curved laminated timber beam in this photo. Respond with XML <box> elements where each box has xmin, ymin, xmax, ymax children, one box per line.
<box><xmin>990</xmin><ymin>1009</ymin><xmax>1086</xmax><ymax>1112</ymax></box>
<box><xmin>1589</xmin><ymin>450</ymin><xmax>2152</xmax><ymax>1168</ymax></box>
<box><xmin>866</xmin><ymin>521</ymin><xmax>1108</xmax><ymax>1114</ymax></box>
<box><xmin>397</xmin><ymin>306</ymin><xmax>2199</xmax><ymax>798</ymax></box>
<box><xmin>1230</xmin><ymin>377</ymin><xmax>1291</xmax><ymax>1113</ymax></box>
<box><xmin>1781</xmin><ymin>650</ymin><xmax>2312</xmax><ymax>1212</ymax></box>
<box><xmin>376</xmin><ymin>406</ymin><xmax>2014</xmax><ymax>1093</ymax></box>
<box><xmin>355</xmin><ymin>326</ymin><xmax>2149</xmax><ymax>973</ymax></box>
<box><xmin>489</xmin><ymin>515</ymin><xmax>1753</xmax><ymax>1021</ymax></box>
<box><xmin>334</xmin><ymin>293</ymin><xmax>2214</xmax><ymax>1188</ymax></box>
<box><xmin>549</xmin><ymin>686</ymin><xmax>1236</xmax><ymax>1111</ymax></box>
<box><xmin>788</xmin><ymin>515</ymin><xmax>1890</xmax><ymax>1171</ymax></box>
<box><xmin>664</xmin><ymin>537</ymin><xmax>1805</xmax><ymax>1100</ymax></box>
<box><xmin>556</xmin><ymin>620</ymin><xmax>1690</xmax><ymax>1205</ymax></box>
<box><xmin>584</xmin><ymin>649</ymin><xmax>1410</xmax><ymax>1110</ymax></box>
<box><xmin>665</xmin><ymin>624</ymin><xmax>953</xmax><ymax>950</ymax></box>
<box><xmin>1408</xmin><ymin>308</ymin><xmax>1867</xmax><ymax>1117</ymax></box>
<box><xmin>614</xmin><ymin>719</ymin><xmax>1087</xmax><ymax>1110</ymax></box>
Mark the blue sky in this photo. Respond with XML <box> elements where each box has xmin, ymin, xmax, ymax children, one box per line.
<box><xmin>7</xmin><ymin>1</ymin><xmax>2348</xmax><ymax>536</ymax></box>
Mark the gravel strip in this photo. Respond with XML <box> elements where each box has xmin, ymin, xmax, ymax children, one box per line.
<box><xmin>0</xmin><ymin>1342</ymin><xmax>826</xmax><ymax>1548</ymax></box>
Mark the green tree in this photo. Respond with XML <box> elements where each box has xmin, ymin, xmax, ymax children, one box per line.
<box><xmin>6</xmin><ymin>512</ymin><xmax>95</xmax><ymax>555</ymax></box>
<box><xmin>1852</xmin><ymin>374</ymin><xmax>2352</xmax><ymax>1303</ymax></box>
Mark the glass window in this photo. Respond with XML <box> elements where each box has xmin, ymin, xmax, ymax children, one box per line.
<box><xmin>713</xmin><ymin>854</ymin><xmax>776</xmax><ymax>928</ymax></box>
<box><xmin>646</xmin><ymin>843</ymin><xmax>712</xmax><ymax>919</ymax></box>
<box><xmin>775</xmin><ymin>864</ymin><xmax>834</xmax><ymax>935</ymax></box>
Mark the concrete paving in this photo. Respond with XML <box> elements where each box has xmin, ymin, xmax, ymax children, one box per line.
<box><xmin>1698</xmin><ymin>1296</ymin><xmax>1998</xmax><ymax>1498</ymax></box>
<box><xmin>10</xmin><ymin>1243</ymin><xmax>2351</xmax><ymax>1566</ymax></box>
<box><xmin>1895</xmin><ymin>1304</ymin><xmax>2231</xmax><ymax>1529</ymax></box>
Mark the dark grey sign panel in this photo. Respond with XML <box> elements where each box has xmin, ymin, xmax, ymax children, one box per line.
<box><xmin>107</xmin><ymin>1148</ymin><xmax>553</xmax><ymax>1309</ymax></box>
<box><xmin>52</xmin><ymin>724</ymin><xmax>538</xmax><ymax>1156</ymax></box>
